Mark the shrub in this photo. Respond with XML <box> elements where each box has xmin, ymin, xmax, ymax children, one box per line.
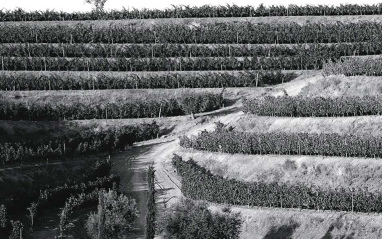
<box><xmin>160</xmin><ymin>198</ymin><xmax>241</xmax><ymax>239</ymax></box>
<box><xmin>146</xmin><ymin>166</ymin><xmax>156</xmax><ymax>239</ymax></box>
<box><xmin>0</xmin><ymin>205</ymin><xmax>6</xmax><ymax>228</ymax></box>
<box><xmin>85</xmin><ymin>190</ymin><xmax>138</xmax><ymax>239</ymax></box>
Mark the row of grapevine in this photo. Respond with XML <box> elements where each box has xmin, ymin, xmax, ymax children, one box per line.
<box><xmin>0</xmin><ymin>123</ymin><xmax>159</xmax><ymax>165</ymax></box>
<box><xmin>146</xmin><ymin>166</ymin><xmax>156</xmax><ymax>239</ymax></box>
<box><xmin>0</xmin><ymin>92</ymin><xmax>223</xmax><ymax>121</ymax></box>
<box><xmin>1</xmin><ymin>22</ymin><xmax>382</xmax><ymax>44</ymax></box>
<box><xmin>2</xmin><ymin>4</ymin><xmax>382</xmax><ymax>21</ymax></box>
<box><xmin>0</xmin><ymin>205</ymin><xmax>7</xmax><ymax>237</ymax></box>
<box><xmin>2</xmin><ymin>159</ymin><xmax>116</xmax><ymax>236</ymax></box>
<box><xmin>323</xmin><ymin>56</ymin><xmax>382</xmax><ymax>76</ymax></box>
<box><xmin>243</xmin><ymin>96</ymin><xmax>382</xmax><ymax>117</ymax></box>
<box><xmin>1</xmin><ymin>42</ymin><xmax>381</xmax><ymax>58</ymax></box>
<box><xmin>173</xmin><ymin>155</ymin><xmax>382</xmax><ymax>213</ymax></box>
<box><xmin>31</xmin><ymin>175</ymin><xmax>119</xmax><ymax>226</ymax></box>
<box><xmin>0</xmin><ymin>56</ymin><xmax>324</xmax><ymax>71</ymax></box>
<box><xmin>0</xmin><ymin>71</ymin><xmax>297</xmax><ymax>91</ymax></box>
<box><xmin>179</xmin><ymin>123</ymin><xmax>382</xmax><ymax>158</ymax></box>
<box><xmin>58</xmin><ymin>189</ymin><xmax>101</xmax><ymax>236</ymax></box>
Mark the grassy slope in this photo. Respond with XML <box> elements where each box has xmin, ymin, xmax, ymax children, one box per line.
<box><xmin>0</xmin><ymin>42</ymin><xmax>363</xmax><ymax>47</ymax></box>
<box><xmin>209</xmin><ymin>204</ymin><xmax>382</xmax><ymax>239</ymax></box>
<box><xmin>0</xmin><ymin>119</ymin><xmax>157</xmax><ymax>142</ymax></box>
<box><xmin>1</xmin><ymin>87</ymin><xmax>262</xmax><ymax>105</ymax></box>
<box><xmin>230</xmin><ymin>115</ymin><xmax>382</xmax><ymax>136</ymax></box>
<box><xmin>299</xmin><ymin>74</ymin><xmax>382</xmax><ymax>98</ymax></box>
<box><xmin>0</xmin><ymin>70</ymin><xmax>312</xmax><ymax>77</ymax></box>
<box><xmin>233</xmin><ymin>74</ymin><xmax>382</xmax><ymax>136</ymax></box>
<box><xmin>5</xmin><ymin>15</ymin><xmax>382</xmax><ymax>27</ymax></box>
<box><xmin>1</xmin><ymin>88</ymin><xmax>223</xmax><ymax>106</ymax></box>
<box><xmin>178</xmin><ymin>149</ymin><xmax>382</xmax><ymax>193</ymax></box>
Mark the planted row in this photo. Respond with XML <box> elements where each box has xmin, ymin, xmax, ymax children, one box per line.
<box><xmin>0</xmin><ymin>56</ymin><xmax>322</xmax><ymax>71</ymax></box>
<box><xmin>180</xmin><ymin>123</ymin><xmax>382</xmax><ymax>158</ymax></box>
<box><xmin>0</xmin><ymin>123</ymin><xmax>159</xmax><ymax>165</ymax></box>
<box><xmin>2</xmin><ymin>42</ymin><xmax>382</xmax><ymax>58</ymax></box>
<box><xmin>0</xmin><ymin>71</ymin><xmax>297</xmax><ymax>91</ymax></box>
<box><xmin>323</xmin><ymin>56</ymin><xmax>382</xmax><ymax>76</ymax></box>
<box><xmin>146</xmin><ymin>166</ymin><xmax>156</xmax><ymax>239</ymax></box>
<box><xmin>160</xmin><ymin>198</ymin><xmax>242</xmax><ymax>239</ymax></box>
<box><xmin>0</xmin><ymin>92</ymin><xmax>223</xmax><ymax>121</ymax></box>
<box><xmin>1</xmin><ymin>22</ymin><xmax>381</xmax><ymax>44</ymax></box>
<box><xmin>59</xmin><ymin>189</ymin><xmax>101</xmax><ymax>236</ymax></box>
<box><xmin>2</xmin><ymin>4</ymin><xmax>382</xmax><ymax>21</ymax></box>
<box><xmin>173</xmin><ymin>155</ymin><xmax>382</xmax><ymax>213</ymax></box>
<box><xmin>32</xmin><ymin>175</ymin><xmax>120</xmax><ymax>227</ymax></box>
<box><xmin>243</xmin><ymin>96</ymin><xmax>382</xmax><ymax>117</ymax></box>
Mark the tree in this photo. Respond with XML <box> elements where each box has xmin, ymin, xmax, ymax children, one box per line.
<box><xmin>0</xmin><ymin>205</ymin><xmax>6</xmax><ymax>228</ymax></box>
<box><xmin>159</xmin><ymin>198</ymin><xmax>241</xmax><ymax>239</ymax></box>
<box><xmin>86</xmin><ymin>190</ymin><xmax>138</xmax><ymax>239</ymax></box>
<box><xmin>59</xmin><ymin>203</ymin><xmax>71</xmax><ymax>238</ymax></box>
<box><xmin>84</xmin><ymin>0</ymin><xmax>108</xmax><ymax>12</ymax></box>
<box><xmin>27</xmin><ymin>202</ymin><xmax>38</xmax><ymax>228</ymax></box>
<box><xmin>9</xmin><ymin>221</ymin><xmax>23</xmax><ymax>239</ymax></box>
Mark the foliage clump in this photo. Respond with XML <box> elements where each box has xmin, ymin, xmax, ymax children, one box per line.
<box><xmin>85</xmin><ymin>190</ymin><xmax>138</xmax><ymax>239</ymax></box>
<box><xmin>159</xmin><ymin>198</ymin><xmax>242</xmax><ymax>239</ymax></box>
<box><xmin>85</xmin><ymin>0</ymin><xmax>108</xmax><ymax>12</ymax></box>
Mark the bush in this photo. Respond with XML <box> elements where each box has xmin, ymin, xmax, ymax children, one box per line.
<box><xmin>146</xmin><ymin>166</ymin><xmax>156</xmax><ymax>239</ymax></box>
<box><xmin>160</xmin><ymin>198</ymin><xmax>241</xmax><ymax>239</ymax></box>
<box><xmin>0</xmin><ymin>205</ymin><xmax>6</xmax><ymax>228</ymax></box>
<box><xmin>85</xmin><ymin>190</ymin><xmax>138</xmax><ymax>239</ymax></box>
<box><xmin>9</xmin><ymin>221</ymin><xmax>23</xmax><ymax>239</ymax></box>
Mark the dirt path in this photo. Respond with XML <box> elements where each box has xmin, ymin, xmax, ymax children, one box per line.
<box><xmin>106</xmin><ymin>74</ymin><xmax>323</xmax><ymax>238</ymax></box>
<box><xmin>109</xmin><ymin>138</ymin><xmax>181</xmax><ymax>239</ymax></box>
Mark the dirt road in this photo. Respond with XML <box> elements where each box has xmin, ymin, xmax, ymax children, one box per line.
<box><xmin>108</xmin><ymin>75</ymin><xmax>325</xmax><ymax>238</ymax></box>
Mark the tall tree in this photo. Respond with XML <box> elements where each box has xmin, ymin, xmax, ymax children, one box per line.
<box><xmin>84</xmin><ymin>0</ymin><xmax>108</xmax><ymax>13</ymax></box>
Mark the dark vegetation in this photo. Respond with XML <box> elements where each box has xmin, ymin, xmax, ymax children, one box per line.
<box><xmin>0</xmin><ymin>92</ymin><xmax>223</xmax><ymax>120</ymax></box>
<box><xmin>83</xmin><ymin>190</ymin><xmax>138</xmax><ymax>238</ymax></box>
<box><xmin>324</xmin><ymin>56</ymin><xmax>382</xmax><ymax>76</ymax></box>
<box><xmin>0</xmin><ymin>122</ymin><xmax>159</xmax><ymax>165</ymax></box>
<box><xmin>180</xmin><ymin>122</ymin><xmax>382</xmax><ymax>158</ymax></box>
<box><xmin>1</xmin><ymin>42</ymin><xmax>381</xmax><ymax>59</ymax></box>
<box><xmin>159</xmin><ymin>197</ymin><xmax>242</xmax><ymax>239</ymax></box>
<box><xmin>173</xmin><ymin>155</ymin><xmax>382</xmax><ymax>213</ymax></box>
<box><xmin>0</xmin><ymin>71</ymin><xmax>297</xmax><ymax>91</ymax></box>
<box><xmin>1</xmin><ymin>4</ymin><xmax>382</xmax><ymax>21</ymax></box>
<box><xmin>0</xmin><ymin>158</ymin><xmax>118</xmax><ymax>238</ymax></box>
<box><xmin>243</xmin><ymin>96</ymin><xmax>382</xmax><ymax>117</ymax></box>
<box><xmin>145</xmin><ymin>166</ymin><xmax>156</xmax><ymax>239</ymax></box>
<box><xmin>1</xmin><ymin>22</ymin><xmax>382</xmax><ymax>44</ymax></box>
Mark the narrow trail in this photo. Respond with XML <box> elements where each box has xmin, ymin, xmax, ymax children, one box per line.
<box><xmin>108</xmin><ymin>105</ymin><xmax>244</xmax><ymax>238</ymax></box>
<box><xmin>108</xmin><ymin>76</ymin><xmax>317</xmax><ymax>238</ymax></box>
<box><xmin>110</xmin><ymin>138</ymin><xmax>181</xmax><ymax>239</ymax></box>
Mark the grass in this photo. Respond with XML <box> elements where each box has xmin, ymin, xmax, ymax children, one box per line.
<box><xmin>1</xmin><ymin>88</ymin><xmax>219</xmax><ymax>104</ymax></box>
<box><xmin>1</xmin><ymin>87</ymin><xmax>265</xmax><ymax>106</ymax></box>
<box><xmin>177</xmin><ymin>149</ymin><xmax>382</xmax><ymax>193</ymax></box>
<box><xmin>229</xmin><ymin>114</ymin><xmax>382</xmax><ymax>136</ymax></box>
<box><xmin>0</xmin><ymin>118</ymin><xmax>158</xmax><ymax>143</ymax></box>
<box><xmin>209</xmin><ymin>204</ymin><xmax>382</xmax><ymax>239</ymax></box>
<box><xmin>5</xmin><ymin>15</ymin><xmax>382</xmax><ymax>27</ymax></box>
<box><xmin>0</xmin><ymin>69</ymin><xmax>310</xmax><ymax>80</ymax></box>
<box><xmin>299</xmin><ymin>74</ymin><xmax>382</xmax><ymax>98</ymax></box>
<box><xmin>0</xmin><ymin>42</ymin><xmax>366</xmax><ymax>47</ymax></box>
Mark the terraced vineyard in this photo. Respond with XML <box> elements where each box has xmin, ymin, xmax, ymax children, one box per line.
<box><xmin>2</xmin><ymin>3</ymin><xmax>382</xmax><ymax>239</ymax></box>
